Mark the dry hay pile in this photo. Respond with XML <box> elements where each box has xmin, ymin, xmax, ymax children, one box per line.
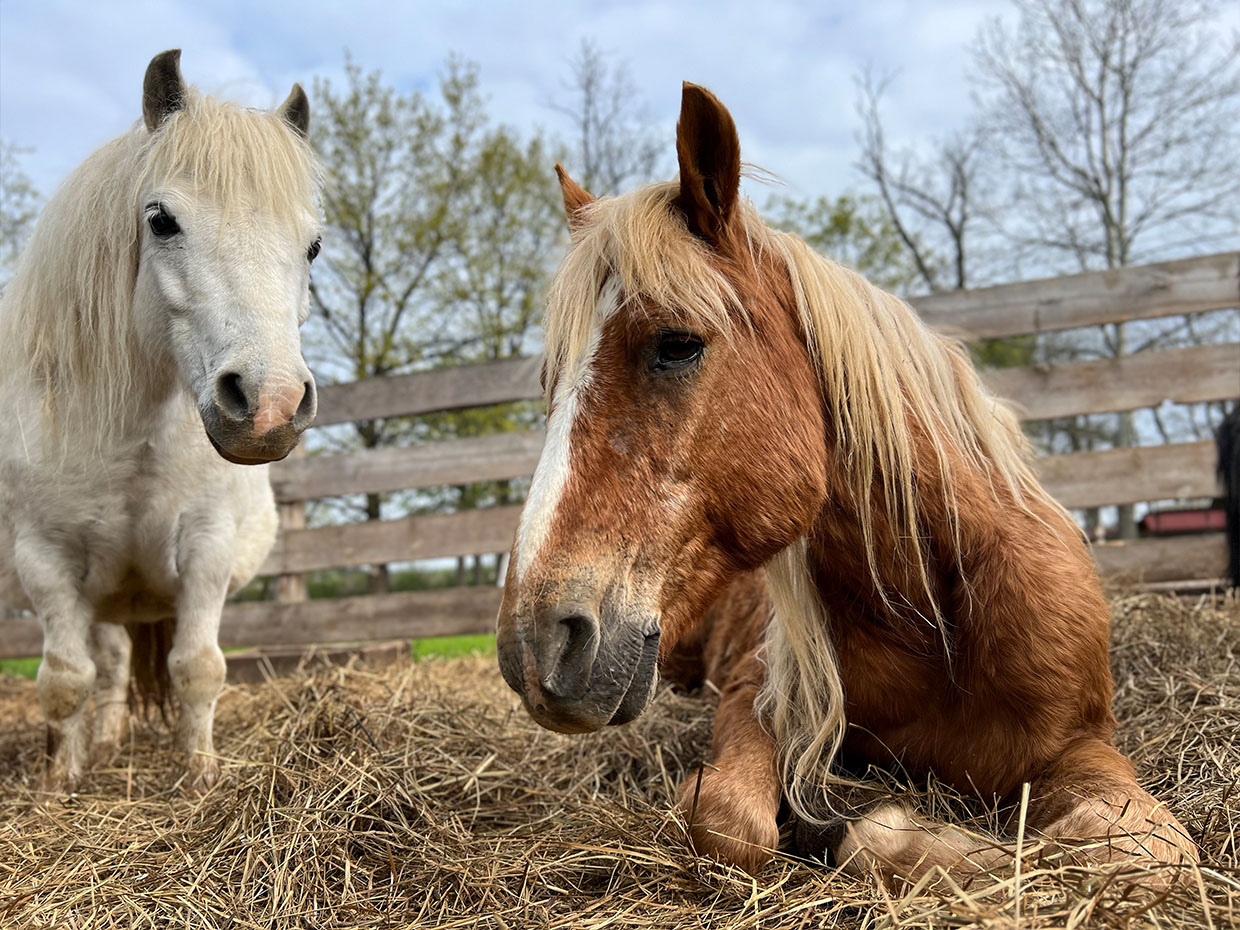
<box><xmin>1</xmin><ymin>592</ymin><xmax>1237</xmax><ymax>929</ymax></box>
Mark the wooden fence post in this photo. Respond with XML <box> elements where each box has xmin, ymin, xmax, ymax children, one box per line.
<box><xmin>277</xmin><ymin>444</ymin><xmax>307</xmax><ymax>604</ymax></box>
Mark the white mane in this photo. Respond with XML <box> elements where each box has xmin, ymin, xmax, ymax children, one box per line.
<box><xmin>0</xmin><ymin>88</ymin><xmax>321</xmax><ymax>445</ymax></box>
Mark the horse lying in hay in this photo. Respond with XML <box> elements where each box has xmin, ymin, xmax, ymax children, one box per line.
<box><xmin>0</xmin><ymin>51</ymin><xmax>322</xmax><ymax>793</ymax></box>
<box><xmin>496</xmin><ymin>83</ymin><xmax>1199</xmax><ymax>883</ymax></box>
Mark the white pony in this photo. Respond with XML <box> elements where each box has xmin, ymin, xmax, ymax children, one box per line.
<box><xmin>0</xmin><ymin>50</ymin><xmax>322</xmax><ymax>793</ymax></box>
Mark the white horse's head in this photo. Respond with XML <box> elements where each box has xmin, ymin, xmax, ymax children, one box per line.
<box><xmin>134</xmin><ymin>50</ymin><xmax>320</xmax><ymax>464</ymax></box>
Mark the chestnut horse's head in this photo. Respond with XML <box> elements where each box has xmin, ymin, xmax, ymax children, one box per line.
<box><xmin>496</xmin><ymin>84</ymin><xmax>832</xmax><ymax>733</ymax></box>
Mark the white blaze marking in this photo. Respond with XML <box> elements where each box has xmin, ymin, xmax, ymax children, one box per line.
<box><xmin>515</xmin><ymin>277</ymin><xmax>621</xmax><ymax>582</ymax></box>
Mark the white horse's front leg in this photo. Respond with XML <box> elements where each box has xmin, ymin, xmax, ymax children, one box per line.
<box><xmin>89</xmin><ymin>621</ymin><xmax>131</xmax><ymax>765</ymax></box>
<box><xmin>15</xmin><ymin>532</ymin><xmax>95</xmax><ymax>794</ymax></box>
<box><xmin>171</xmin><ymin>522</ymin><xmax>232</xmax><ymax>792</ymax></box>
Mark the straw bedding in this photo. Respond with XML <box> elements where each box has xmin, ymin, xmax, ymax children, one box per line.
<box><xmin>1</xmin><ymin>591</ymin><xmax>1237</xmax><ymax>929</ymax></box>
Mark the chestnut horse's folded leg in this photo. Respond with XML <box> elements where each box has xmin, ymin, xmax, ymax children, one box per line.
<box><xmin>677</xmin><ymin>647</ymin><xmax>782</xmax><ymax>875</ymax></box>
<box><xmin>1028</xmin><ymin>738</ymin><xmax>1199</xmax><ymax>873</ymax></box>
<box><xmin>835</xmin><ymin>738</ymin><xmax>1198</xmax><ymax>885</ymax></box>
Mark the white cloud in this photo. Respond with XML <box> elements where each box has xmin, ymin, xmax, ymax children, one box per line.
<box><xmin>4</xmin><ymin>0</ymin><xmax>1229</xmax><ymax>216</ymax></box>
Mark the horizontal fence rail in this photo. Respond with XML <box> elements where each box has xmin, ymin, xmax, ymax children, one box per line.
<box><xmin>0</xmin><ymin>535</ymin><xmax>1223</xmax><ymax>659</ymax></box>
<box><xmin>912</xmin><ymin>252</ymin><xmax>1240</xmax><ymax>340</ymax></box>
<box><xmin>2</xmin><ymin>253</ymin><xmax>1236</xmax><ymax>659</ymax></box>
<box><xmin>254</xmin><ymin>440</ymin><xmax>1225</xmax><ymax>578</ymax></box>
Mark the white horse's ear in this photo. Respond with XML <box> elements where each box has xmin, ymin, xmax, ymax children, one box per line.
<box><xmin>278</xmin><ymin>84</ymin><xmax>310</xmax><ymax>138</ymax></box>
<box><xmin>143</xmin><ymin>49</ymin><xmax>186</xmax><ymax>132</ymax></box>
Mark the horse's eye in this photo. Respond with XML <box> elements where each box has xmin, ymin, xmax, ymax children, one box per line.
<box><xmin>651</xmin><ymin>331</ymin><xmax>705</xmax><ymax>373</ymax></box>
<box><xmin>307</xmin><ymin>237</ymin><xmax>322</xmax><ymax>262</ymax></box>
<box><xmin>147</xmin><ymin>205</ymin><xmax>180</xmax><ymax>238</ymax></box>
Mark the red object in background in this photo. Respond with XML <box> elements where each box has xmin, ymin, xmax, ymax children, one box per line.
<box><xmin>1139</xmin><ymin>508</ymin><xmax>1226</xmax><ymax>536</ymax></box>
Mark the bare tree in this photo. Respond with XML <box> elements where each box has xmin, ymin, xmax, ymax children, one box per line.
<box><xmin>855</xmin><ymin>71</ymin><xmax>987</xmax><ymax>294</ymax></box>
<box><xmin>974</xmin><ymin>0</ymin><xmax>1240</xmax><ymax>271</ymax></box>
<box><xmin>973</xmin><ymin>0</ymin><xmax>1240</xmax><ymax>538</ymax></box>
<box><xmin>550</xmin><ymin>38</ymin><xmax>662</xmax><ymax>195</ymax></box>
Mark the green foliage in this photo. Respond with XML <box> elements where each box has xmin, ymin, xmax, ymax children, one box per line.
<box><xmin>306</xmin><ymin>54</ymin><xmax>565</xmax><ymax>542</ymax></box>
<box><xmin>309</xmin><ymin>55</ymin><xmax>562</xmax><ymax>390</ymax></box>
<box><xmin>766</xmin><ymin>193</ymin><xmax>924</xmax><ymax>294</ymax></box>
<box><xmin>969</xmin><ymin>334</ymin><xmax>1037</xmax><ymax>370</ymax></box>
<box><xmin>0</xmin><ymin>142</ymin><xmax>39</xmax><ymax>289</ymax></box>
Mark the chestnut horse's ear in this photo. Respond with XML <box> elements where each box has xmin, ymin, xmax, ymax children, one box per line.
<box><xmin>555</xmin><ymin>164</ymin><xmax>595</xmax><ymax>230</ymax></box>
<box><xmin>674</xmin><ymin>82</ymin><xmax>741</xmax><ymax>245</ymax></box>
<box><xmin>143</xmin><ymin>49</ymin><xmax>186</xmax><ymax>132</ymax></box>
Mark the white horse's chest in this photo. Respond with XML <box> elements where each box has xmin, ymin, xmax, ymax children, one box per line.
<box><xmin>1</xmin><ymin>391</ymin><xmax>276</xmax><ymax>615</ymax></box>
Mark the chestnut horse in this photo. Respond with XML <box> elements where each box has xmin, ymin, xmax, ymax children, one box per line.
<box><xmin>496</xmin><ymin>83</ymin><xmax>1198</xmax><ymax>882</ymax></box>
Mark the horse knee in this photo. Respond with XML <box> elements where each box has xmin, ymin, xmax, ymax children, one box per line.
<box><xmin>37</xmin><ymin>652</ymin><xmax>95</xmax><ymax>721</ymax></box>
<box><xmin>168</xmin><ymin>644</ymin><xmax>225</xmax><ymax>704</ymax></box>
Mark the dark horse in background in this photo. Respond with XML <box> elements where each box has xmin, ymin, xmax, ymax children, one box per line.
<box><xmin>1220</xmin><ymin>403</ymin><xmax>1240</xmax><ymax>590</ymax></box>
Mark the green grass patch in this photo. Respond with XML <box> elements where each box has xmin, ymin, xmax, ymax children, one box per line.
<box><xmin>0</xmin><ymin>657</ymin><xmax>40</xmax><ymax>679</ymax></box>
<box><xmin>410</xmin><ymin>634</ymin><xmax>496</xmax><ymax>661</ymax></box>
<box><xmin>0</xmin><ymin>635</ymin><xmax>497</xmax><ymax>680</ymax></box>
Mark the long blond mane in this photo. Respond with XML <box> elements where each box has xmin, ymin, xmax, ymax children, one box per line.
<box><xmin>0</xmin><ymin>88</ymin><xmax>320</xmax><ymax>444</ymax></box>
<box><xmin>544</xmin><ymin>180</ymin><xmax>1073</xmax><ymax>820</ymax></box>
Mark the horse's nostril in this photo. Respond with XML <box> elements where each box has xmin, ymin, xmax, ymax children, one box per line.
<box><xmin>539</xmin><ymin>609</ymin><xmax>601</xmax><ymax>700</ymax></box>
<box><xmin>215</xmin><ymin>371</ymin><xmax>249</xmax><ymax>420</ymax></box>
<box><xmin>295</xmin><ymin>379</ymin><xmax>316</xmax><ymax>423</ymax></box>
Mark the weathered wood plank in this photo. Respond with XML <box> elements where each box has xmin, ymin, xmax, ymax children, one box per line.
<box><xmin>274</xmin><ymin>343</ymin><xmax>1237</xmax><ymax>503</ymax></box>
<box><xmin>2</xmin><ymin>533</ymin><xmax>1225</xmax><ymax>658</ymax></box>
<box><xmin>270</xmin><ymin>431</ymin><xmax>544</xmax><ymax>502</ymax></box>
<box><xmin>299</xmin><ymin>255</ymin><xmax>1236</xmax><ymax>428</ymax></box>
<box><xmin>1039</xmin><ymin>440</ymin><xmax>1217</xmax><ymax>509</ymax></box>
<box><xmin>218</xmin><ymin>587</ymin><xmax>502</xmax><ymax>649</ymax></box>
<box><xmin>314</xmin><ymin>357</ymin><xmax>542</xmax><ymax>427</ymax></box>
<box><xmin>912</xmin><ymin>252</ymin><xmax>1239</xmax><ymax>340</ymax></box>
<box><xmin>258</xmin><ymin>442</ymin><xmax>1217</xmax><ymax>574</ymax></box>
<box><xmin>225</xmin><ymin>640</ymin><xmax>409</xmax><ymax>683</ymax></box>
<box><xmin>1</xmin><ymin>619</ymin><xmax>42</xmax><ymax>659</ymax></box>
<box><xmin>983</xmin><ymin>342</ymin><xmax>1240</xmax><ymax>423</ymax></box>
<box><xmin>0</xmin><ymin>588</ymin><xmax>503</xmax><ymax>659</ymax></box>
<box><xmin>259</xmin><ymin>505</ymin><xmax>523</xmax><ymax>575</ymax></box>
<box><xmin>1092</xmin><ymin>533</ymin><xmax>1228</xmax><ymax>583</ymax></box>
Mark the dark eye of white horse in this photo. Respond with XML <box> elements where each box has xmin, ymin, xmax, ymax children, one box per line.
<box><xmin>307</xmin><ymin>237</ymin><xmax>322</xmax><ymax>263</ymax></box>
<box><xmin>651</xmin><ymin>331</ymin><xmax>705</xmax><ymax>373</ymax></box>
<box><xmin>147</xmin><ymin>204</ymin><xmax>180</xmax><ymax>239</ymax></box>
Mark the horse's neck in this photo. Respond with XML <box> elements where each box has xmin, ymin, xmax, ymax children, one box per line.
<box><xmin>15</xmin><ymin>343</ymin><xmax>187</xmax><ymax>465</ymax></box>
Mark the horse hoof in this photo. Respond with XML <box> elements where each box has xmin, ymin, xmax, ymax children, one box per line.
<box><xmin>37</xmin><ymin>767</ymin><xmax>78</xmax><ymax>799</ymax></box>
<box><xmin>90</xmin><ymin>741</ymin><xmax>121</xmax><ymax>769</ymax></box>
<box><xmin>184</xmin><ymin>755</ymin><xmax>220</xmax><ymax>794</ymax></box>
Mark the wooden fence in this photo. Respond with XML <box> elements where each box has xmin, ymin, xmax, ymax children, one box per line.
<box><xmin>3</xmin><ymin>252</ymin><xmax>1237</xmax><ymax>658</ymax></box>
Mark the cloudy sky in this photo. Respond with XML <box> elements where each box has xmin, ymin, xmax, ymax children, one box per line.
<box><xmin>1</xmin><ymin>0</ymin><xmax>1024</xmax><ymax>205</ymax></box>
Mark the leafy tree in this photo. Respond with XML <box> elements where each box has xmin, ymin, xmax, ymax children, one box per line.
<box><xmin>307</xmin><ymin>57</ymin><xmax>562</xmax><ymax>590</ymax></box>
<box><xmin>0</xmin><ymin>142</ymin><xmax>39</xmax><ymax>290</ymax></box>
<box><xmin>766</xmin><ymin>192</ymin><xmax>924</xmax><ymax>294</ymax></box>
